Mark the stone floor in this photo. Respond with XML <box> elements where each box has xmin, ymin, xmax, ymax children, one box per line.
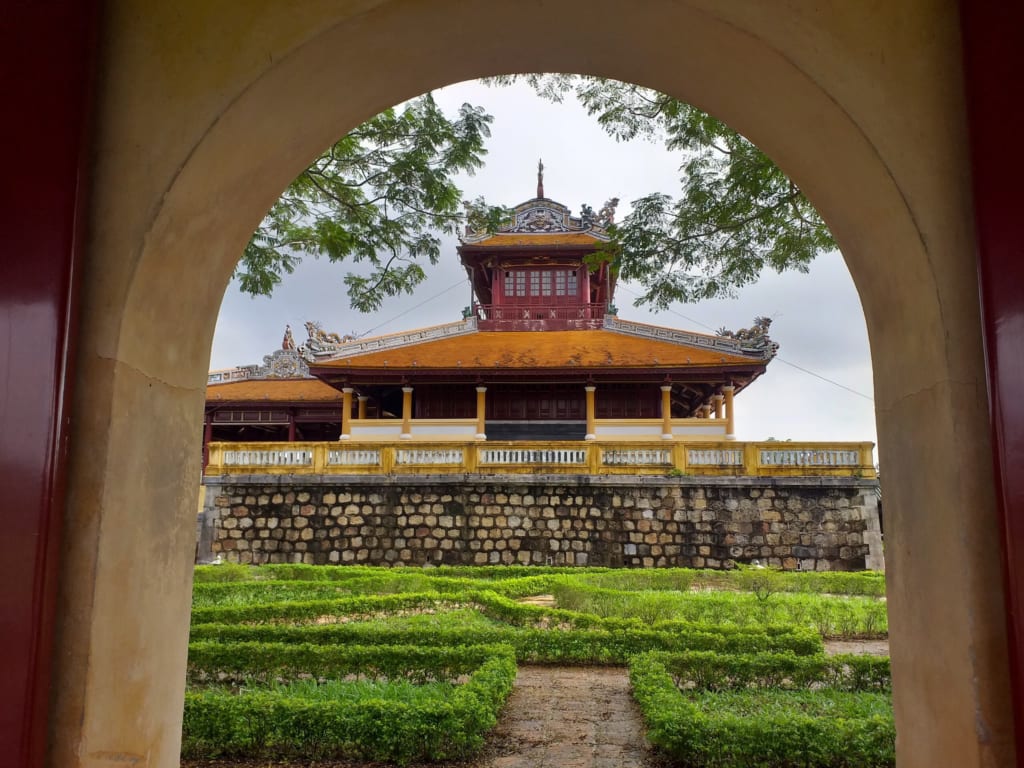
<box><xmin>483</xmin><ymin>665</ymin><xmax>664</xmax><ymax>768</ymax></box>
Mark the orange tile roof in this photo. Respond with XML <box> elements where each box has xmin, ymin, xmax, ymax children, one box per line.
<box><xmin>464</xmin><ymin>232</ymin><xmax>604</xmax><ymax>247</ymax></box>
<box><xmin>206</xmin><ymin>378</ymin><xmax>342</xmax><ymax>402</ymax></box>
<box><xmin>316</xmin><ymin>330</ymin><xmax>760</xmax><ymax>370</ymax></box>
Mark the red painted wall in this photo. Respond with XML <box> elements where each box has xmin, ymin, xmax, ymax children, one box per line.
<box><xmin>0</xmin><ymin>4</ymin><xmax>96</xmax><ymax>766</ymax></box>
<box><xmin>961</xmin><ymin>1</ymin><xmax>1024</xmax><ymax>756</ymax></box>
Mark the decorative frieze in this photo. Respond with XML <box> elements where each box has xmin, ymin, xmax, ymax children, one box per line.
<box><xmin>301</xmin><ymin>319</ymin><xmax>477</xmax><ymax>361</ymax></box>
<box><xmin>603</xmin><ymin>316</ymin><xmax>777</xmax><ymax>360</ymax></box>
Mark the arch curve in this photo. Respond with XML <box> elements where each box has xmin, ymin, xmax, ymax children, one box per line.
<box><xmin>58</xmin><ymin>2</ymin><xmax>1009</xmax><ymax>766</ymax></box>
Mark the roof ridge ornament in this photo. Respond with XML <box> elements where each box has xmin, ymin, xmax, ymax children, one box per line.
<box><xmin>603</xmin><ymin>316</ymin><xmax>779</xmax><ymax>360</ymax></box>
<box><xmin>300</xmin><ymin>318</ymin><xmax>478</xmax><ymax>362</ymax></box>
<box><xmin>537</xmin><ymin>158</ymin><xmax>544</xmax><ymax>199</ymax></box>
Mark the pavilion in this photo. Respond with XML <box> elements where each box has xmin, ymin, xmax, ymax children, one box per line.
<box><xmin>205</xmin><ymin>177</ymin><xmax>779</xmax><ymax>455</ymax></box>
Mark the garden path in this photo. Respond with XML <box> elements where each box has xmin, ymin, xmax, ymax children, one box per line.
<box><xmin>481</xmin><ymin>665</ymin><xmax>664</xmax><ymax>768</ymax></box>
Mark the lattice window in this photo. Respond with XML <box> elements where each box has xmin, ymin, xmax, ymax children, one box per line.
<box><xmin>541</xmin><ymin>270</ymin><xmax>552</xmax><ymax>296</ymax></box>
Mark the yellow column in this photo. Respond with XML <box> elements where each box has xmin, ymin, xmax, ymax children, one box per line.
<box><xmin>340</xmin><ymin>387</ymin><xmax>353</xmax><ymax>440</ymax></box>
<box><xmin>584</xmin><ymin>385</ymin><xmax>597</xmax><ymax>440</ymax></box>
<box><xmin>723</xmin><ymin>384</ymin><xmax>736</xmax><ymax>440</ymax></box>
<box><xmin>400</xmin><ymin>386</ymin><xmax>413</xmax><ymax>440</ymax></box>
<box><xmin>475</xmin><ymin>386</ymin><xmax>487</xmax><ymax>440</ymax></box>
<box><xmin>712</xmin><ymin>393</ymin><xmax>724</xmax><ymax>419</ymax></box>
<box><xmin>661</xmin><ymin>385</ymin><xmax>673</xmax><ymax>440</ymax></box>
<box><xmin>357</xmin><ymin>395</ymin><xmax>368</xmax><ymax>420</ymax></box>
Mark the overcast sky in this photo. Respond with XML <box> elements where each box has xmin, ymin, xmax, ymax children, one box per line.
<box><xmin>210</xmin><ymin>80</ymin><xmax>877</xmax><ymax>453</ymax></box>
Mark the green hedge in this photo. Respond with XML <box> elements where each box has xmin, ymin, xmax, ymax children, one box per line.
<box><xmin>187</xmin><ymin>641</ymin><xmax>503</xmax><ymax>685</ymax></box>
<box><xmin>194</xmin><ymin>564</ymin><xmax>885</xmax><ymax>596</ymax></box>
<box><xmin>190</xmin><ymin>618</ymin><xmax>822</xmax><ymax>664</ymax></box>
<box><xmin>193</xmin><ymin>563</ymin><xmax>590</xmax><ymax>584</ymax></box>
<box><xmin>648</xmin><ymin>650</ymin><xmax>890</xmax><ymax>692</ymax></box>
<box><xmin>189</xmin><ymin>591</ymin><xmax>463</xmax><ymax>625</ymax></box>
<box><xmin>468</xmin><ymin>593</ymin><xmax>819</xmax><ymax>651</ymax></box>
<box><xmin>190</xmin><ymin>589</ymin><xmax>818</xmax><ymax>654</ymax></box>
<box><xmin>629</xmin><ymin>652</ymin><xmax>894</xmax><ymax>767</ymax></box>
<box><xmin>191</xmin><ymin>573</ymin><xmax>559</xmax><ymax>609</ymax></box>
<box><xmin>549</xmin><ymin>582</ymin><xmax>888</xmax><ymax>638</ymax></box>
<box><xmin>182</xmin><ymin>644</ymin><xmax>516</xmax><ymax>764</ymax></box>
<box><xmin>564</xmin><ymin>567</ymin><xmax>889</xmax><ymax>597</ymax></box>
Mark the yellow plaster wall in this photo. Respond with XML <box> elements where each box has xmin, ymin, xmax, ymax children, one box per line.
<box><xmin>57</xmin><ymin>2</ymin><xmax>1008</xmax><ymax>767</ymax></box>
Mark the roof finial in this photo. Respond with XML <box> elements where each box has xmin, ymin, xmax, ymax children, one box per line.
<box><xmin>537</xmin><ymin>158</ymin><xmax>544</xmax><ymax>199</ymax></box>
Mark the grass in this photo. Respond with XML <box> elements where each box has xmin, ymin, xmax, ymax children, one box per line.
<box><xmin>551</xmin><ymin>580</ymin><xmax>887</xmax><ymax>638</ymax></box>
<box><xmin>683</xmin><ymin>687</ymin><xmax>892</xmax><ymax>718</ymax></box>
<box><xmin>186</xmin><ymin>564</ymin><xmax>891</xmax><ymax>765</ymax></box>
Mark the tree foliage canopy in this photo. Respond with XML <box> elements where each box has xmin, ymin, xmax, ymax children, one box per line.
<box><xmin>239</xmin><ymin>77</ymin><xmax>835</xmax><ymax>312</ymax></box>
<box><xmin>490</xmin><ymin>74</ymin><xmax>835</xmax><ymax>308</ymax></box>
<box><xmin>238</xmin><ymin>93</ymin><xmax>501</xmax><ymax>311</ymax></box>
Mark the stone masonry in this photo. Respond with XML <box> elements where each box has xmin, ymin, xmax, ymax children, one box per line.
<box><xmin>198</xmin><ymin>475</ymin><xmax>884</xmax><ymax>571</ymax></box>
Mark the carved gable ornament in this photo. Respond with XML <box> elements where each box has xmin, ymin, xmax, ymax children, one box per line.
<box><xmin>512</xmin><ymin>202</ymin><xmax>571</xmax><ymax>233</ymax></box>
<box><xmin>461</xmin><ymin>194</ymin><xmax>616</xmax><ymax>244</ymax></box>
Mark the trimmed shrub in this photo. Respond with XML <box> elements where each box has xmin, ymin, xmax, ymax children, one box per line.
<box><xmin>190</xmin><ymin>619</ymin><xmax>822</xmax><ymax>665</ymax></box>
<box><xmin>189</xmin><ymin>591</ymin><xmax>462</xmax><ymax>625</ymax></box>
<box><xmin>187</xmin><ymin>641</ymin><xmax>503</xmax><ymax>685</ymax></box>
<box><xmin>182</xmin><ymin>644</ymin><xmax>516</xmax><ymax>764</ymax></box>
<box><xmin>629</xmin><ymin>652</ymin><xmax>894</xmax><ymax>767</ymax></box>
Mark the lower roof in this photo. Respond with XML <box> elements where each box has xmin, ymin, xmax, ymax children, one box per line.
<box><xmin>310</xmin><ymin>328</ymin><xmax>763</xmax><ymax>372</ymax></box>
<box><xmin>206</xmin><ymin>378</ymin><xmax>343</xmax><ymax>404</ymax></box>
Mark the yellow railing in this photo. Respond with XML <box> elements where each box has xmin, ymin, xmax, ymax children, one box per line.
<box><xmin>593</xmin><ymin>417</ymin><xmax>728</xmax><ymax>440</ymax></box>
<box><xmin>205</xmin><ymin>440</ymin><xmax>876</xmax><ymax>479</ymax></box>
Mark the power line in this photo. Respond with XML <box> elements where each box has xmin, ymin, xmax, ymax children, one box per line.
<box><xmin>616</xmin><ymin>284</ymin><xmax>875</xmax><ymax>403</ymax></box>
<box><xmin>772</xmin><ymin>358</ymin><xmax>874</xmax><ymax>402</ymax></box>
<box><xmin>358</xmin><ymin>279</ymin><xmax>469</xmax><ymax>338</ymax></box>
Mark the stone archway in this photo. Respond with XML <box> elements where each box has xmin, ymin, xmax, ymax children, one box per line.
<box><xmin>53</xmin><ymin>2</ymin><xmax>1010</xmax><ymax>766</ymax></box>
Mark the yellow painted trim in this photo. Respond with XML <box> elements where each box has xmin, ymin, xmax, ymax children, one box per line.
<box><xmin>401</xmin><ymin>386</ymin><xmax>413</xmax><ymax>437</ymax></box>
<box><xmin>341</xmin><ymin>387</ymin><xmax>353</xmax><ymax>438</ymax></box>
<box><xmin>660</xmin><ymin>385</ymin><xmax>672</xmax><ymax>437</ymax></box>
<box><xmin>204</xmin><ymin>440</ymin><xmax>877</xmax><ymax>479</ymax></box>
<box><xmin>476</xmin><ymin>387</ymin><xmax>487</xmax><ymax>439</ymax></box>
<box><xmin>584</xmin><ymin>385</ymin><xmax>596</xmax><ymax>439</ymax></box>
<box><xmin>723</xmin><ymin>385</ymin><xmax>736</xmax><ymax>438</ymax></box>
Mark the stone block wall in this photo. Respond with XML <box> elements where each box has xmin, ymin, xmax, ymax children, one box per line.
<box><xmin>198</xmin><ymin>475</ymin><xmax>883</xmax><ymax>571</ymax></box>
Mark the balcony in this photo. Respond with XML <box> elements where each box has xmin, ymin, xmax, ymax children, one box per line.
<box><xmin>473</xmin><ymin>302</ymin><xmax>606</xmax><ymax>331</ymax></box>
<box><xmin>204</xmin><ymin>439</ymin><xmax>877</xmax><ymax>479</ymax></box>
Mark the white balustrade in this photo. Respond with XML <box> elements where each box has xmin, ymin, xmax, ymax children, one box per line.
<box><xmin>396</xmin><ymin>449</ymin><xmax>464</xmax><ymax>465</ymax></box>
<box><xmin>480</xmin><ymin>448</ymin><xmax>587</xmax><ymax>465</ymax></box>
<box><xmin>350</xmin><ymin>424</ymin><xmax>403</xmax><ymax>437</ymax></box>
<box><xmin>687</xmin><ymin>449</ymin><xmax>743</xmax><ymax>466</ymax></box>
<box><xmin>602</xmin><ymin>449</ymin><xmax>672</xmax><ymax>466</ymax></box>
<box><xmin>760</xmin><ymin>449</ymin><xmax>859</xmax><ymax>467</ymax></box>
<box><xmin>327</xmin><ymin>449</ymin><xmax>382</xmax><ymax>466</ymax></box>
<box><xmin>222</xmin><ymin>449</ymin><xmax>312</xmax><ymax>467</ymax></box>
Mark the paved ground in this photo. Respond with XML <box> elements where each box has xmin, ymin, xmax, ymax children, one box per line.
<box><xmin>825</xmin><ymin>639</ymin><xmax>889</xmax><ymax>656</ymax></box>
<box><xmin>482</xmin><ymin>665</ymin><xmax>665</xmax><ymax>768</ymax></box>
